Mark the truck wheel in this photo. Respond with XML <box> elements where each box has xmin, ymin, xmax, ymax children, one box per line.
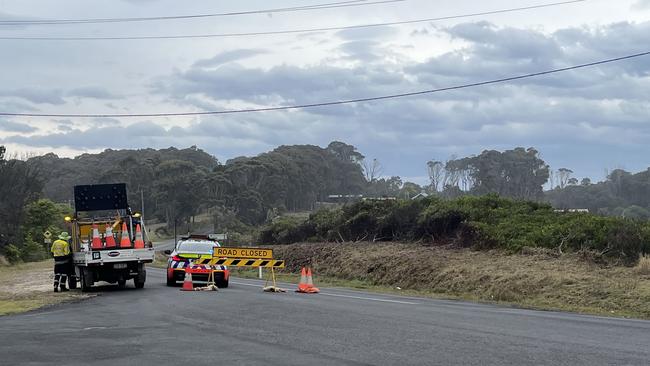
<box><xmin>80</xmin><ymin>268</ymin><xmax>93</xmax><ymax>292</ymax></box>
<box><xmin>68</xmin><ymin>275</ymin><xmax>78</xmax><ymax>289</ymax></box>
<box><xmin>117</xmin><ymin>279</ymin><xmax>127</xmax><ymax>289</ymax></box>
<box><xmin>134</xmin><ymin>268</ymin><xmax>146</xmax><ymax>289</ymax></box>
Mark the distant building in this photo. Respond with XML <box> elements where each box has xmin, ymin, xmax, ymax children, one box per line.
<box><xmin>323</xmin><ymin>194</ymin><xmax>364</xmax><ymax>205</ymax></box>
<box><xmin>327</xmin><ymin>194</ymin><xmax>364</xmax><ymax>200</ymax></box>
<box><xmin>553</xmin><ymin>209</ymin><xmax>590</xmax><ymax>213</ymax></box>
<box><xmin>411</xmin><ymin>192</ymin><xmax>429</xmax><ymax>200</ymax></box>
<box><xmin>362</xmin><ymin>197</ymin><xmax>397</xmax><ymax>201</ymax></box>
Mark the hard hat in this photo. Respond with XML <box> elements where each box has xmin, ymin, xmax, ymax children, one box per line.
<box><xmin>58</xmin><ymin>232</ymin><xmax>72</xmax><ymax>240</ymax></box>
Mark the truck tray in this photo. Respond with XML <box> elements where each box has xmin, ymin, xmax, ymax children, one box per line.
<box><xmin>74</xmin><ymin>248</ymin><xmax>154</xmax><ymax>266</ymax></box>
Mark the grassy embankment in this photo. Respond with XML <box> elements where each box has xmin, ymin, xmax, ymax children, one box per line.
<box><xmin>250</xmin><ymin>195</ymin><xmax>650</xmax><ymax>318</ymax></box>
<box><xmin>0</xmin><ymin>260</ymin><xmax>90</xmax><ymax>316</ymax></box>
<box><xmin>232</xmin><ymin>243</ymin><xmax>650</xmax><ymax>319</ymax></box>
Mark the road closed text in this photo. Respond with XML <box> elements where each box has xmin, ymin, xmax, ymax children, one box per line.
<box><xmin>214</xmin><ymin>247</ymin><xmax>273</xmax><ymax>259</ymax></box>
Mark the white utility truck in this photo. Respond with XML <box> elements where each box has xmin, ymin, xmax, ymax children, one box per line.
<box><xmin>68</xmin><ymin>183</ymin><xmax>154</xmax><ymax>291</ymax></box>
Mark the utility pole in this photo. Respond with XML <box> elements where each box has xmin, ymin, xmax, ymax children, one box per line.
<box><xmin>173</xmin><ymin>218</ymin><xmax>177</xmax><ymax>248</ymax></box>
<box><xmin>140</xmin><ymin>189</ymin><xmax>145</xmax><ymax>219</ymax></box>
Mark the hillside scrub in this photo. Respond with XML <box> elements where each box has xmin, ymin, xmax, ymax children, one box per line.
<box><xmin>268</xmin><ymin>242</ymin><xmax>650</xmax><ymax>319</ymax></box>
<box><xmin>260</xmin><ymin>195</ymin><xmax>650</xmax><ymax>265</ymax></box>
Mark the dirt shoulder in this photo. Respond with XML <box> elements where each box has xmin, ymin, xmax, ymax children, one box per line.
<box><xmin>0</xmin><ymin>260</ymin><xmax>91</xmax><ymax>316</ymax></box>
<box><xmin>243</xmin><ymin>242</ymin><xmax>650</xmax><ymax>319</ymax></box>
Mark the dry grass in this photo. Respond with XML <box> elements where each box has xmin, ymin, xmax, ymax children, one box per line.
<box><xmin>262</xmin><ymin>242</ymin><xmax>650</xmax><ymax>319</ymax></box>
<box><xmin>0</xmin><ymin>260</ymin><xmax>91</xmax><ymax>316</ymax></box>
<box><xmin>150</xmin><ymin>252</ymin><xmax>169</xmax><ymax>269</ymax></box>
<box><xmin>636</xmin><ymin>255</ymin><xmax>650</xmax><ymax>276</ymax></box>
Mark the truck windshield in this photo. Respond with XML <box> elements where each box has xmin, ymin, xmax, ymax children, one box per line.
<box><xmin>177</xmin><ymin>242</ymin><xmax>215</xmax><ymax>254</ymax></box>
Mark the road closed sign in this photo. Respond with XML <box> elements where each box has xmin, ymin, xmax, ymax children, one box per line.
<box><xmin>214</xmin><ymin>247</ymin><xmax>273</xmax><ymax>259</ymax></box>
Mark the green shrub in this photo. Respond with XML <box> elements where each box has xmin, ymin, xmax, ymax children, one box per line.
<box><xmin>259</xmin><ymin>216</ymin><xmax>314</xmax><ymax>245</ymax></box>
<box><xmin>257</xmin><ymin>195</ymin><xmax>648</xmax><ymax>262</ymax></box>
<box><xmin>3</xmin><ymin>244</ymin><xmax>22</xmax><ymax>264</ymax></box>
<box><xmin>20</xmin><ymin>235</ymin><xmax>49</xmax><ymax>262</ymax></box>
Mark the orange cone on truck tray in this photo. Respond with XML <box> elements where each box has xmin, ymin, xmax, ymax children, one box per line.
<box><xmin>104</xmin><ymin>224</ymin><xmax>117</xmax><ymax>249</ymax></box>
<box><xmin>119</xmin><ymin>222</ymin><xmax>131</xmax><ymax>248</ymax></box>
<box><xmin>296</xmin><ymin>267</ymin><xmax>320</xmax><ymax>294</ymax></box>
<box><xmin>134</xmin><ymin>224</ymin><xmax>145</xmax><ymax>249</ymax></box>
<box><xmin>91</xmin><ymin>223</ymin><xmax>103</xmax><ymax>250</ymax></box>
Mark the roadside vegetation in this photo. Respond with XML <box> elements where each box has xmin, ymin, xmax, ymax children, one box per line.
<box><xmin>256</xmin><ymin>195</ymin><xmax>650</xmax><ymax>318</ymax></box>
<box><xmin>1</xmin><ymin>198</ymin><xmax>72</xmax><ymax>264</ymax></box>
<box><xmin>260</xmin><ymin>195</ymin><xmax>650</xmax><ymax>265</ymax></box>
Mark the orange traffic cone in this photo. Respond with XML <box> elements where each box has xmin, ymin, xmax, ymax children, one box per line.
<box><xmin>104</xmin><ymin>224</ymin><xmax>116</xmax><ymax>249</ymax></box>
<box><xmin>119</xmin><ymin>222</ymin><xmax>131</xmax><ymax>248</ymax></box>
<box><xmin>180</xmin><ymin>267</ymin><xmax>194</xmax><ymax>291</ymax></box>
<box><xmin>305</xmin><ymin>267</ymin><xmax>320</xmax><ymax>293</ymax></box>
<box><xmin>296</xmin><ymin>267</ymin><xmax>309</xmax><ymax>292</ymax></box>
<box><xmin>296</xmin><ymin>267</ymin><xmax>319</xmax><ymax>294</ymax></box>
<box><xmin>91</xmin><ymin>224</ymin><xmax>103</xmax><ymax>250</ymax></box>
<box><xmin>134</xmin><ymin>224</ymin><xmax>145</xmax><ymax>249</ymax></box>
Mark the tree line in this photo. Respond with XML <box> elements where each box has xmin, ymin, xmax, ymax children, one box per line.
<box><xmin>2</xmin><ymin>142</ymin><xmax>649</xmax><ymax>262</ymax></box>
<box><xmin>1</xmin><ymin>142</ymin><xmax>371</xmax><ymax>260</ymax></box>
<box><xmin>546</xmin><ymin>168</ymin><xmax>650</xmax><ymax>220</ymax></box>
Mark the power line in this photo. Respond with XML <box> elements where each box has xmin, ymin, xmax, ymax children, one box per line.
<box><xmin>0</xmin><ymin>0</ymin><xmax>404</xmax><ymax>26</ymax></box>
<box><xmin>0</xmin><ymin>0</ymin><xmax>587</xmax><ymax>41</ymax></box>
<box><xmin>1</xmin><ymin>50</ymin><xmax>647</xmax><ymax>119</ymax></box>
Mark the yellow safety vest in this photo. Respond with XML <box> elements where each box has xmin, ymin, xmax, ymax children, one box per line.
<box><xmin>51</xmin><ymin>239</ymin><xmax>71</xmax><ymax>257</ymax></box>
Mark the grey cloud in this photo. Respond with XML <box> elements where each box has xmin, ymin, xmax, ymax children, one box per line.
<box><xmin>0</xmin><ymin>118</ymin><xmax>37</xmax><ymax>133</ymax></box>
<box><xmin>1</xmin><ymin>85</ymin><xmax>120</xmax><ymax>106</ymax></box>
<box><xmin>0</xmin><ymin>100</ymin><xmax>39</xmax><ymax>112</ymax></box>
<box><xmin>57</xmin><ymin>124</ymin><xmax>74</xmax><ymax>132</ymax></box>
<box><xmin>410</xmin><ymin>28</ymin><xmax>430</xmax><ymax>36</ymax></box>
<box><xmin>67</xmin><ymin>86</ymin><xmax>121</xmax><ymax>99</ymax></box>
<box><xmin>5</xmin><ymin>122</ymin><xmax>168</xmax><ymax>150</ymax></box>
<box><xmin>446</xmin><ymin>22</ymin><xmax>562</xmax><ymax>63</ymax></box>
<box><xmin>338</xmin><ymin>40</ymin><xmax>383</xmax><ymax>62</ymax></box>
<box><xmin>0</xmin><ymin>88</ymin><xmax>65</xmax><ymax>105</ymax></box>
<box><xmin>144</xmin><ymin>19</ymin><xmax>650</xmax><ymax>181</ymax></box>
<box><xmin>4</xmin><ymin>15</ymin><xmax>649</xmax><ymax>182</ymax></box>
<box><xmin>335</xmin><ymin>26</ymin><xmax>398</xmax><ymax>40</ymax></box>
<box><xmin>632</xmin><ymin>0</ymin><xmax>650</xmax><ymax>9</ymax></box>
<box><xmin>91</xmin><ymin>118</ymin><xmax>121</xmax><ymax>127</ymax></box>
<box><xmin>2</xmin><ymin>119</ymin><xmax>281</xmax><ymax>154</ymax></box>
<box><xmin>193</xmin><ymin>49</ymin><xmax>268</xmax><ymax>68</ymax></box>
<box><xmin>410</xmin><ymin>21</ymin><xmax>650</xmax><ymax>101</ymax></box>
<box><xmin>156</xmin><ymin>20</ymin><xmax>650</xmax><ymax>110</ymax></box>
<box><xmin>160</xmin><ymin>63</ymin><xmax>410</xmax><ymax>106</ymax></box>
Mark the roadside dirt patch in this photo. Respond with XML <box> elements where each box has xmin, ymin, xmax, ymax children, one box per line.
<box><xmin>272</xmin><ymin>242</ymin><xmax>650</xmax><ymax>319</ymax></box>
<box><xmin>0</xmin><ymin>260</ymin><xmax>91</xmax><ymax>316</ymax></box>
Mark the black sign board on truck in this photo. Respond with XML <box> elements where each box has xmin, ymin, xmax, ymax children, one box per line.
<box><xmin>74</xmin><ymin>183</ymin><xmax>128</xmax><ymax>212</ymax></box>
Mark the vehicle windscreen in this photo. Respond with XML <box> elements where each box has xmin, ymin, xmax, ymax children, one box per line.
<box><xmin>177</xmin><ymin>241</ymin><xmax>214</xmax><ymax>254</ymax></box>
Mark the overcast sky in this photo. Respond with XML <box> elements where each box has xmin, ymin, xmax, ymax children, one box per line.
<box><xmin>1</xmin><ymin>0</ymin><xmax>649</xmax><ymax>185</ymax></box>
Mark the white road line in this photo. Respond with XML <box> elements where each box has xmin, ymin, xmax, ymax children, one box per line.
<box><xmin>318</xmin><ymin>292</ymin><xmax>419</xmax><ymax>305</ymax></box>
<box><xmin>230</xmin><ymin>281</ymin><xmax>271</xmax><ymax>288</ymax></box>
<box><xmin>230</xmin><ymin>280</ymin><xmax>418</xmax><ymax>305</ymax></box>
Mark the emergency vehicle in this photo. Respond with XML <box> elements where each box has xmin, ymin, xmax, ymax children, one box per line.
<box><xmin>164</xmin><ymin>234</ymin><xmax>230</xmax><ymax>288</ymax></box>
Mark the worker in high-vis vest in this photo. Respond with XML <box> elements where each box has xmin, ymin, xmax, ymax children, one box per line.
<box><xmin>51</xmin><ymin>232</ymin><xmax>72</xmax><ymax>292</ymax></box>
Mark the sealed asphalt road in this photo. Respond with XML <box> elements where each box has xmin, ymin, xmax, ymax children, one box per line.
<box><xmin>1</xmin><ymin>267</ymin><xmax>649</xmax><ymax>365</ymax></box>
